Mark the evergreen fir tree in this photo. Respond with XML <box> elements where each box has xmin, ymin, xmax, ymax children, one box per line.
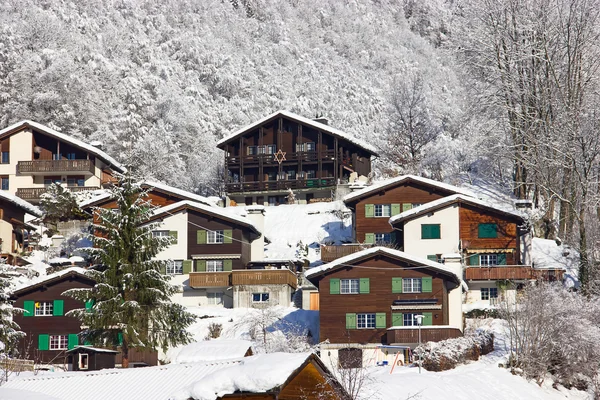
<box><xmin>0</xmin><ymin>262</ymin><xmax>25</xmax><ymax>360</ymax></box>
<box><xmin>64</xmin><ymin>173</ymin><xmax>195</xmax><ymax>367</ymax></box>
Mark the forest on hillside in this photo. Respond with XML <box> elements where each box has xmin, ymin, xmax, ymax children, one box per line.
<box><xmin>1</xmin><ymin>0</ymin><xmax>600</xmax><ymax>286</ymax></box>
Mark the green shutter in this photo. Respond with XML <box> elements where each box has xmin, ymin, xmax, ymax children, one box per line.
<box><xmin>85</xmin><ymin>299</ymin><xmax>94</xmax><ymax>313</ymax></box>
<box><xmin>402</xmin><ymin>203</ymin><xmax>413</xmax><ymax>212</ymax></box>
<box><xmin>183</xmin><ymin>260</ymin><xmax>192</xmax><ymax>274</ymax></box>
<box><xmin>359</xmin><ymin>278</ymin><xmax>370</xmax><ymax>294</ymax></box>
<box><xmin>391</xmin><ymin>204</ymin><xmax>401</xmax><ymax>216</ymax></box>
<box><xmin>392</xmin><ymin>313</ymin><xmax>403</xmax><ymax>327</ymax></box>
<box><xmin>345</xmin><ymin>313</ymin><xmax>356</xmax><ymax>329</ymax></box>
<box><xmin>497</xmin><ymin>253</ymin><xmax>507</xmax><ymax>265</ymax></box>
<box><xmin>117</xmin><ymin>332</ymin><xmax>123</xmax><ymax>346</ymax></box>
<box><xmin>392</xmin><ymin>277</ymin><xmax>403</xmax><ymax>293</ymax></box>
<box><xmin>168</xmin><ymin>231</ymin><xmax>178</xmax><ymax>243</ymax></box>
<box><xmin>53</xmin><ymin>300</ymin><xmax>64</xmax><ymax>316</ymax></box>
<box><xmin>421</xmin><ymin>224</ymin><xmax>440</xmax><ymax>239</ymax></box>
<box><xmin>431</xmin><ymin>224</ymin><xmax>441</xmax><ymax>239</ymax></box>
<box><xmin>196</xmin><ymin>259</ymin><xmax>206</xmax><ymax>272</ymax></box>
<box><xmin>365</xmin><ymin>204</ymin><xmax>374</xmax><ymax>218</ymax></box>
<box><xmin>376</xmin><ymin>313</ymin><xmax>386</xmax><ymax>328</ymax></box>
<box><xmin>469</xmin><ymin>254</ymin><xmax>480</xmax><ymax>266</ymax></box>
<box><xmin>364</xmin><ymin>233</ymin><xmax>375</xmax><ymax>244</ymax></box>
<box><xmin>197</xmin><ymin>230</ymin><xmax>207</xmax><ymax>244</ymax></box>
<box><xmin>23</xmin><ymin>300</ymin><xmax>34</xmax><ymax>317</ymax></box>
<box><xmin>38</xmin><ymin>334</ymin><xmax>49</xmax><ymax>351</ymax></box>
<box><xmin>68</xmin><ymin>334</ymin><xmax>79</xmax><ymax>350</ymax></box>
<box><xmin>422</xmin><ymin>277</ymin><xmax>433</xmax><ymax>293</ymax></box>
<box><xmin>422</xmin><ymin>312</ymin><xmax>433</xmax><ymax>326</ymax></box>
<box><xmin>427</xmin><ymin>255</ymin><xmax>437</xmax><ymax>262</ymax></box>
<box><xmin>330</xmin><ymin>278</ymin><xmax>340</xmax><ymax>295</ymax></box>
<box><xmin>223</xmin><ymin>229</ymin><xmax>233</xmax><ymax>244</ymax></box>
<box><xmin>478</xmin><ymin>223</ymin><xmax>498</xmax><ymax>238</ymax></box>
<box><xmin>223</xmin><ymin>259</ymin><xmax>233</xmax><ymax>271</ymax></box>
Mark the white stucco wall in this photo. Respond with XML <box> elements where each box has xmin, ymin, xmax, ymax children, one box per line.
<box><xmin>0</xmin><ymin>220</ymin><xmax>13</xmax><ymax>253</ymax></box>
<box><xmin>0</xmin><ymin>129</ymin><xmax>34</xmax><ymax>196</ymax></box>
<box><xmin>403</xmin><ymin>204</ymin><xmax>460</xmax><ymax>259</ymax></box>
<box><xmin>320</xmin><ymin>343</ymin><xmax>408</xmax><ymax>369</ymax></box>
<box><xmin>464</xmin><ymin>281</ymin><xmax>516</xmax><ymax>306</ymax></box>
<box><xmin>233</xmin><ymin>284</ymin><xmax>294</xmax><ymax>308</ymax></box>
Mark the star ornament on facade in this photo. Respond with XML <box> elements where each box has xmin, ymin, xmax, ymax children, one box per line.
<box><xmin>274</xmin><ymin>149</ymin><xmax>287</xmax><ymax>164</ymax></box>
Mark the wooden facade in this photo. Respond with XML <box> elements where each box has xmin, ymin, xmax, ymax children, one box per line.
<box><xmin>0</xmin><ymin>195</ymin><xmax>40</xmax><ymax>254</ymax></box>
<box><xmin>67</xmin><ymin>346</ymin><xmax>118</xmax><ymax>371</ymax></box>
<box><xmin>344</xmin><ymin>177</ymin><xmax>465</xmax><ymax>245</ymax></box>
<box><xmin>217</xmin><ymin>111</ymin><xmax>377</xmax><ymax>203</ymax></box>
<box><xmin>307</xmin><ymin>249</ymin><xmax>461</xmax><ymax>345</ymax></box>
<box><xmin>11</xmin><ymin>271</ymin><xmax>95</xmax><ymax>363</ymax></box>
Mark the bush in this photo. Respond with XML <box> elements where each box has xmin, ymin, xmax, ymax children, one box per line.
<box><xmin>206</xmin><ymin>323</ymin><xmax>223</xmax><ymax>339</ymax></box>
<box><xmin>465</xmin><ymin>308</ymin><xmax>499</xmax><ymax>319</ymax></box>
<box><xmin>413</xmin><ymin>331</ymin><xmax>494</xmax><ymax>371</ymax></box>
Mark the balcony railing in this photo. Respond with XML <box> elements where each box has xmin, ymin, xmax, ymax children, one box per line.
<box><xmin>387</xmin><ymin>327</ymin><xmax>463</xmax><ymax>344</ymax></box>
<box><xmin>464</xmin><ymin>265</ymin><xmax>565</xmax><ymax>281</ymax></box>
<box><xmin>189</xmin><ymin>269</ymin><xmax>298</xmax><ymax>289</ymax></box>
<box><xmin>17</xmin><ymin>160</ymin><xmax>95</xmax><ymax>175</ymax></box>
<box><xmin>226</xmin><ymin>150</ymin><xmax>337</xmax><ymax>165</ymax></box>
<box><xmin>226</xmin><ymin>178</ymin><xmax>337</xmax><ymax>193</ymax></box>
<box><xmin>16</xmin><ymin>186</ymin><xmax>100</xmax><ymax>201</ymax></box>
<box><xmin>320</xmin><ymin>244</ymin><xmax>373</xmax><ymax>262</ymax></box>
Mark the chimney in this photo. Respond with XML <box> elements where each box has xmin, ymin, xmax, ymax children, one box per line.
<box><xmin>90</xmin><ymin>140</ymin><xmax>104</xmax><ymax>150</ymax></box>
<box><xmin>515</xmin><ymin>199</ymin><xmax>533</xmax><ymax>210</ymax></box>
<box><xmin>245</xmin><ymin>206</ymin><xmax>265</xmax><ymax>261</ymax></box>
<box><xmin>313</xmin><ymin>117</ymin><xmax>328</xmax><ymax>125</ymax></box>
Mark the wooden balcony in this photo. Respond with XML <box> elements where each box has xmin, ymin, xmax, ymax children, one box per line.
<box><xmin>464</xmin><ymin>265</ymin><xmax>565</xmax><ymax>281</ymax></box>
<box><xmin>189</xmin><ymin>269</ymin><xmax>298</xmax><ymax>289</ymax></box>
<box><xmin>226</xmin><ymin>150</ymin><xmax>337</xmax><ymax>166</ymax></box>
<box><xmin>387</xmin><ymin>327</ymin><xmax>463</xmax><ymax>344</ymax></box>
<box><xmin>320</xmin><ymin>244</ymin><xmax>372</xmax><ymax>262</ymax></box>
<box><xmin>226</xmin><ymin>178</ymin><xmax>336</xmax><ymax>193</ymax></box>
<box><xmin>16</xmin><ymin>186</ymin><xmax>100</xmax><ymax>202</ymax></box>
<box><xmin>17</xmin><ymin>160</ymin><xmax>95</xmax><ymax>175</ymax></box>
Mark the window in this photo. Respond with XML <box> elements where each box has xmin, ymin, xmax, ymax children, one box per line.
<box><xmin>252</xmin><ymin>293</ymin><xmax>269</xmax><ymax>303</ymax></box>
<box><xmin>67</xmin><ymin>153</ymin><xmax>76</xmax><ymax>160</ymax></box>
<box><xmin>79</xmin><ymin>353</ymin><xmax>89</xmax><ymax>370</ymax></box>
<box><xmin>421</xmin><ymin>224</ymin><xmax>441</xmax><ymax>239</ymax></box>
<box><xmin>152</xmin><ymin>230</ymin><xmax>170</xmax><ymax>239</ymax></box>
<box><xmin>35</xmin><ymin>301</ymin><xmax>53</xmax><ymax>316</ymax></box>
<box><xmin>207</xmin><ymin>260</ymin><xmax>224</xmax><ymax>272</ymax></box>
<box><xmin>480</xmin><ymin>254</ymin><xmax>498</xmax><ymax>266</ymax></box>
<box><xmin>52</xmin><ymin>153</ymin><xmax>63</xmax><ymax>160</ymax></box>
<box><xmin>403</xmin><ymin>313</ymin><xmax>423</xmax><ymax>327</ymax></box>
<box><xmin>481</xmin><ymin>288</ymin><xmax>498</xmax><ymax>300</ymax></box>
<box><xmin>374</xmin><ymin>204</ymin><xmax>391</xmax><ymax>217</ymax></box>
<box><xmin>267</xmin><ymin>171</ymin><xmax>277</xmax><ymax>181</ymax></box>
<box><xmin>247</xmin><ymin>146</ymin><xmax>258</xmax><ymax>155</ymax></box>
<box><xmin>266</xmin><ymin>145</ymin><xmax>276</xmax><ymax>154</ymax></box>
<box><xmin>402</xmin><ymin>278</ymin><xmax>422</xmax><ymax>293</ymax></box>
<box><xmin>49</xmin><ymin>335</ymin><xmax>68</xmax><ymax>350</ymax></box>
<box><xmin>257</xmin><ymin>145</ymin><xmax>266</xmax><ymax>154</ymax></box>
<box><xmin>166</xmin><ymin>260</ymin><xmax>183</xmax><ymax>275</ymax></box>
<box><xmin>66</xmin><ymin>178</ymin><xmax>85</xmax><ymax>187</ymax></box>
<box><xmin>341</xmin><ymin>279</ymin><xmax>360</xmax><ymax>294</ymax></box>
<box><xmin>1</xmin><ymin>176</ymin><xmax>8</xmax><ymax>191</ymax></box>
<box><xmin>44</xmin><ymin>177</ymin><xmax>61</xmax><ymax>186</ymax></box>
<box><xmin>305</xmin><ymin>142</ymin><xmax>316</xmax><ymax>151</ymax></box>
<box><xmin>375</xmin><ymin>233</ymin><xmax>392</xmax><ymax>243</ymax></box>
<box><xmin>357</xmin><ymin>313</ymin><xmax>376</xmax><ymax>329</ymax></box>
<box><xmin>208</xmin><ymin>292</ymin><xmax>224</xmax><ymax>305</ymax></box>
<box><xmin>307</xmin><ymin>170</ymin><xmax>316</xmax><ymax>179</ymax></box>
<box><xmin>207</xmin><ymin>230</ymin><xmax>224</xmax><ymax>244</ymax></box>
<box><xmin>1</xmin><ymin>152</ymin><xmax>8</xmax><ymax>164</ymax></box>
<box><xmin>478</xmin><ymin>223</ymin><xmax>498</xmax><ymax>238</ymax></box>
<box><xmin>287</xmin><ymin>170</ymin><xmax>296</xmax><ymax>180</ymax></box>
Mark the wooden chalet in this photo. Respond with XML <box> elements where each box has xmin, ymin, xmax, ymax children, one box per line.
<box><xmin>305</xmin><ymin>247</ymin><xmax>463</xmax><ymax>366</ymax></box>
<box><xmin>0</xmin><ymin>120</ymin><xmax>125</xmax><ymax>203</ymax></box>
<box><xmin>217</xmin><ymin>110</ymin><xmax>378</xmax><ymax>206</ymax></box>
<box><xmin>0</xmin><ymin>192</ymin><xmax>41</xmax><ymax>257</ymax></box>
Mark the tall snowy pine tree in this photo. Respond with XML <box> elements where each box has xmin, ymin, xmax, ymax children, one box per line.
<box><xmin>0</xmin><ymin>262</ymin><xmax>25</xmax><ymax>360</ymax></box>
<box><xmin>64</xmin><ymin>173</ymin><xmax>195</xmax><ymax>367</ymax></box>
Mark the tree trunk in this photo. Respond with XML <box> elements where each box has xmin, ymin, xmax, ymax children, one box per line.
<box><xmin>122</xmin><ymin>339</ymin><xmax>129</xmax><ymax>369</ymax></box>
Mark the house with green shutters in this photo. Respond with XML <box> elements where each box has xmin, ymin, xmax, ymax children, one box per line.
<box><xmin>146</xmin><ymin>201</ymin><xmax>298</xmax><ymax>309</ymax></box>
<box><xmin>11</xmin><ymin>267</ymin><xmax>95</xmax><ymax>364</ymax></box>
<box><xmin>305</xmin><ymin>247</ymin><xmax>464</xmax><ymax>368</ymax></box>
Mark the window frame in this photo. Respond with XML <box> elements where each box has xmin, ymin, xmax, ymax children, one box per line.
<box><xmin>207</xmin><ymin>260</ymin><xmax>224</xmax><ymax>272</ymax></box>
<box><xmin>403</xmin><ymin>313</ymin><xmax>423</xmax><ymax>327</ymax></box>
<box><xmin>252</xmin><ymin>292</ymin><xmax>269</xmax><ymax>303</ymax></box>
<box><xmin>49</xmin><ymin>334</ymin><xmax>68</xmax><ymax>350</ymax></box>
<box><xmin>34</xmin><ymin>301</ymin><xmax>54</xmax><ymax>316</ymax></box>
<box><xmin>356</xmin><ymin>313</ymin><xmax>376</xmax><ymax>329</ymax></box>
<box><xmin>402</xmin><ymin>278</ymin><xmax>422</xmax><ymax>293</ymax></box>
<box><xmin>375</xmin><ymin>233</ymin><xmax>392</xmax><ymax>243</ymax></box>
<box><xmin>374</xmin><ymin>204</ymin><xmax>391</xmax><ymax>218</ymax></box>
<box><xmin>207</xmin><ymin>230</ymin><xmax>224</xmax><ymax>244</ymax></box>
<box><xmin>0</xmin><ymin>176</ymin><xmax>8</xmax><ymax>191</ymax></box>
<box><xmin>79</xmin><ymin>353</ymin><xmax>89</xmax><ymax>370</ymax></box>
<box><xmin>421</xmin><ymin>224</ymin><xmax>441</xmax><ymax>239</ymax></box>
<box><xmin>480</xmin><ymin>254</ymin><xmax>498</xmax><ymax>266</ymax></box>
<box><xmin>207</xmin><ymin>292</ymin><xmax>224</xmax><ymax>305</ymax></box>
<box><xmin>152</xmin><ymin>230</ymin><xmax>170</xmax><ymax>239</ymax></box>
<box><xmin>166</xmin><ymin>260</ymin><xmax>184</xmax><ymax>275</ymax></box>
<box><xmin>1</xmin><ymin>151</ymin><xmax>9</xmax><ymax>164</ymax></box>
<box><xmin>340</xmin><ymin>279</ymin><xmax>360</xmax><ymax>294</ymax></box>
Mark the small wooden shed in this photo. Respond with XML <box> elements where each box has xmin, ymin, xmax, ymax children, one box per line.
<box><xmin>67</xmin><ymin>346</ymin><xmax>118</xmax><ymax>371</ymax></box>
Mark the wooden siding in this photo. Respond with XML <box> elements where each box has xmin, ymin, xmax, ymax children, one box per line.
<box><xmin>320</xmin><ymin>244</ymin><xmax>372</xmax><ymax>262</ymax></box>
<box><xmin>17</xmin><ymin>160</ymin><xmax>94</xmax><ymax>175</ymax></box>
<box><xmin>315</xmin><ymin>255</ymin><xmax>452</xmax><ymax>345</ymax></box>
<box><xmin>32</xmin><ymin>130</ymin><xmax>88</xmax><ymax>161</ymax></box>
<box><xmin>352</xmin><ymin>182</ymin><xmax>456</xmax><ymax>243</ymax></box>
<box><xmin>13</xmin><ymin>276</ymin><xmax>95</xmax><ymax>363</ymax></box>
<box><xmin>387</xmin><ymin>327</ymin><xmax>462</xmax><ymax>344</ymax></box>
<box><xmin>459</xmin><ymin>203</ymin><xmax>520</xmax><ymax>264</ymax></box>
<box><xmin>277</xmin><ymin>361</ymin><xmax>345</xmax><ymax>400</ymax></box>
<box><xmin>465</xmin><ymin>266</ymin><xmax>565</xmax><ymax>281</ymax></box>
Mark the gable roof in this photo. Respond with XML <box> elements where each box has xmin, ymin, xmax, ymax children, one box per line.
<box><xmin>0</xmin><ymin>191</ymin><xmax>42</xmax><ymax>217</ymax></box>
<box><xmin>148</xmin><ymin>200</ymin><xmax>261</xmax><ymax>236</ymax></box>
<box><xmin>305</xmin><ymin>246</ymin><xmax>461</xmax><ymax>283</ymax></box>
<box><xmin>216</xmin><ymin>110</ymin><xmax>379</xmax><ymax>156</ymax></box>
<box><xmin>389</xmin><ymin>194</ymin><xmax>525</xmax><ymax>225</ymax></box>
<box><xmin>12</xmin><ymin>267</ymin><xmax>91</xmax><ymax>296</ymax></box>
<box><xmin>343</xmin><ymin>175</ymin><xmax>475</xmax><ymax>204</ymax></box>
<box><xmin>0</xmin><ymin>120</ymin><xmax>125</xmax><ymax>173</ymax></box>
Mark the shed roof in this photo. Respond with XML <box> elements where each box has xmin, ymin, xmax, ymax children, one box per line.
<box><xmin>216</xmin><ymin>110</ymin><xmax>379</xmax><ymax>156</ymax></box>
<box><xmin>0</xmin><ymin>191</ymin><xmax>42</xmax><ymax>217</ymax></box>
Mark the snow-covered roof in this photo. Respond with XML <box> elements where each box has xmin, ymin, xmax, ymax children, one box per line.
<box><xmin>3</xmin><ymin>353</ymin><xmax>315</xmax><ymax>400</ymax></box>
<box><xmin>531</xmin><ymin>238</ymin><xmax>576</xmax><ymax>271</ymax></box>
<box><xmin>66</xmin><ymin>346</ymin><xmax>118</xmax><ymax>354</ymax></box>
<box><xmin>12</xmin><ymin>266</ymin><xmax>89</xmax><ymax>295</ymax></box>
<box><xmin>149</xmin><ymin>201</ymin><xmax>261</xmax><ymax>235</ymax></box>
<box><xmin>216</xmin><ymin>110</ymin><xmax>379</xmax><ymax>156</ymax></box>
<box><xmin>305</xmin><ymin>246</ymin><xmax>462</xmax><ymax>283</ymax></box>
<box><xmin>0</xmin><ymin>191</ymin><xmax>42</xmax><ymax>217</ymax></box>
<box><xmin>0</xmin><ymin>120</ymin><xmax>125</xmax><ymax>173</ymax></box>
<box><xmin>389</xmin><ymin>194</ymin><xmax>524</xmax><ymax>225</ymax></box>
<box><xmin>171</xmin><ymin>339</ymin><xmax>252</xmax><ymax>364</ymax></box>
<box><xmin>343</xmin><ymin>174</ymin><xmax>475</xmax><ymax>204</ymax></box>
